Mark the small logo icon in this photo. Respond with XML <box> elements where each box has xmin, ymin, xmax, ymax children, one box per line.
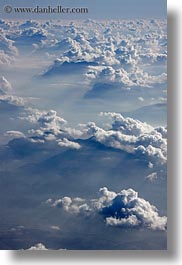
<box><xmin>4</xmin><ymin>5</ymin><xmax>13</xmax><ymax>13</ymax></box>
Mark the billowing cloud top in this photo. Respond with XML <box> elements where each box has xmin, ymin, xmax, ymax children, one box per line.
<box><xmin>26</xmin><ymin>243</ymin><xmax>48</xmax><ymax>250</ymax></box>
<box><xmin>31</xmin><ymin>19</ymin><xmax>167</xmax><ymax>92</ymax></box>
<box><xmin>79</xmin><ymin>112</ymin><xmax>167</xmax><ymax>166</ymax></box>
<box><xmin>47</xmin><ymin>186</ymin><xmax>167</xmax><ymax>231</ymax></box>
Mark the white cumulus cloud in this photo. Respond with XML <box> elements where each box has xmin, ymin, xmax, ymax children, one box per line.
<box><xmin>47</xmin><ymin>187</ymin><xmax>167</xmax><ymax>231</ymax></box>
<box><xmin>57</xmin><ymin>138</ymin><xmax>81</xmax><ymax>149</ymax></box>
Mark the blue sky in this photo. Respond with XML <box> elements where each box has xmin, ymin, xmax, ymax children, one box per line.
<box><xmin>0</xmin><ymin>0</ymin><xmax>167</xmax><ymax>19</ymax></box>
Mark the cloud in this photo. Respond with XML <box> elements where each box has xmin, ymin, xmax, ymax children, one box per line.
<box><xmin>17</xmin><ymin>106</ymin><xmax>167</xmax><ymax>167</ymax></box>
<box><xmin>0</xmin><ymin>18</ymin><xmax>167</xmax><ymax>251</ymax></box>
<box><xmin>0</xmin><ymin>33</ymin><xmax>18</xmax><ymax>55</ymax></box>
<box><xmin>78</xmin><ymin>112</ymin><xmax>167</xmax><ymax>166</ymax></box>
<box><xmin>26</xmin><ymin>243</ymin><xmax>48</xmax><ymax>250</ymax></box>
<box><xmin>54</xmin><ymin>37</ymin><xmax>81</xmax><ymax>51</ymax></box>
<box><xmin>145</xmin><ymin>172</ymin><xmax>158</xmax><ymax>182</ymax></box>
<box><xmin>27</xmin><ymin>109</ymin><xmax>67</xmax><ymax>138</ymax></box>
<box><xmin>85</xmin><ymin>67</ymin><xmax>166</xmax><ymax>98</ymax></box>
<box><xmin>48</xmin><ymin>187</ymin><xmax>167</xmax><ymax>231</ymax></box>
<box><xmin>0</xmin><ymin>31</ymin><xmax>18</xmax><ymax>65</ymax></box>
<box><xmin>0</xmin><ymin>76</ymin><xmax>12</xmax><ymax>95</ymax></box>
<box><xmin>85</xmin><ymin>66</ymin><xmax>134</xmax><ymax>87</ymax></box>
<box><xmin>0</xmin><ymin>95</ymin><xmax>25</xmax><ymax>108</ymax></box>
<box><xmin>100</xmin><ymin>112</ymin><xmax>153</xmax><ymax>136</ymax></box>
<box><xmin>106</xmin><ymin>215</ymin><xmax>140</xmax><ymax>227</ymax></box>
<box><xmin>138</xmin><ymin>97</ymin><xmax>144</xmax><ymax>102</ymax></box>
<box><xmin>42</xmin><ymin>57</ymin><xmax>98</xmax><ymax>77</ymax></box>
<box><xmin>36</xmin><ymin>18</ymin><xmax>166</xmax><ymax>107</ymax></box>
<box><xmin>155</xmin><ymin>126</ymin><xmax>167</xmax><ymax>138</ymax></box>
<box><xmin>4</xmin><ymin>130</ymin><xmax>25</xmax><ymax>138</ymax></box>
<box><xmin>12</xmin><ymin>27</ymin><xmax>48</xmax><ymax>45</ymax></box>
<box><xmin>37</xmin><ymin>110</ymin><xmax>67</xmax><ymax>133</ymax></box>
<box><xmin>21</xmin><ymin>108</ymin><xmax>82</xmax><ymax>149</ymax></box>
<box><xmin>57</xmin><ymin>138</ymin><xmax>81</xmax><ymax>149</ymax></box>
<box><xmin>135</xmin><ymin>144</ymin><xmax>166</xmax><ymax>165</ymax></box>
<box><xmin>50</xmin><ymin>225</ymin><xmax>60</xmax><ymax>231</ymax></box>
<box><xmin>25</xmin><ymin>243</ymin><xmax>67</xmax><ymax>250</ymax></box>
<box><xmin>148</xmin><ymin>162</ymin><xmax>154</xmax><ymax>169</ymax></box>
<box><xmin>50</xmin><ymin>196</ymin><xmax>91</xmax><ymax>216</ymax></box>
<box><xmin>19</xmin><ymin>108</ymin><xmax>48</xmax><ymax>123</ymax></box>
<box><xmin>140</xmin><ymin>52</ymin><xmax>167</xmax><ymax>65</ymax></box>
<box><xmin>80</xmin><ymin>122</ymin><xmax>136</xmax><ymax>152</ymax></box>
<box><xmin>0</xmin><ymin>50</ymin><xmax>14</xmax><ymax>65</ymax></box>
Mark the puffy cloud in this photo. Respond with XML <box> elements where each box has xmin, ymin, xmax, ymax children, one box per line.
<box><xmin>48</xmin><ymin>187</ymin><xmax>167</xmax><ymax>231</ymax></box>
<box><xmin>130</xmin><ymin>70</ymin><xmax>167</xmax><ymax>87</ymax></box>
<box><xmin>27</xmin><ymin>243</ymin><xmax>48</xmax><ymax>250</ymax></box>
<box><xmin>63</xmin><ymin>127</ymin><xmax>83</xmax><ymax>139</ymax></box>
<box><xmin>19</xmin><ymin>20</ymin><xmax>40</xmax><ymax>30</ymax></box>
<box><xmin>54</xmin><ymin>37</ymin><xmax>81</xmax><ymax>51</ymax></box>
<box><xmin>38</xmin><ymin>110</ymin><xmax>67</xmax><ymax>130</ymax></box>
<box><xmin>0</xmin><ymin>95</ymin><xmax>25</xmax><ymax>107</ymax></box>
<box><xmin>140</xmin><ymin>52</ymin><xmax>167</xmax><ymax>65</ymax></box>
<box><xmin>26</xmin><ymin>243</ymin><xmax>66</xmax><ymax>250</ymax></box>
<box><xmin>135</xmin><ymin>144</ymin><xmax>166</xmax><ymax>165</ymax></box>
<box><xmin>100</xmin><ymin>112</ymin><xmax>153</xmax><ymax>136</ymax></box>
<box><xmin>50</xmin><ymin>196</ymin><xmax>91</xmax><ymax>216</ymax></box>
<box><xmin>20</xmin><ymin>108</ymin><xmax>47</xmax><ymax>123</ymax></box>
<box><xmin>19</xmin><ymin>107</ymin><xmax>166</xmax><ymax>166</ymax></box>
<box><xmin>80</xmin><ymin>122</ymin><xmax>135</xmax><ymax>152</ymax></box>
<box><xmin>86</xmin><ymin>66</ymin><xmax>166</xmax><ymax>93</ymax></box>
<box><xmin>106</xmin><ymin>215</ymin><xmax>140</xmax><ymax>227</ymax></box>
<box><xmin>1</xmin><ymin>18</ymin><xmax>166</xmax><ymax>92</ymax></box>
<box><xmin>13</xmin><ymin>27</ymin><xmax>48</xmax><ymax>45</ymax></box>
<box><xmin>155</xmin><ymin>126</ymin><xmax>167</xmax><ymax>139</ymax></box>
<box><xmin>0</xmin><ymin>19</ymin><xmax>167</xmax><ymax>250</ymax></box>
<box><xmin>38</xmin><ymin>18</ymin><xmax>166</xmax><ymax>96</ymax></box>
<box><xmin>0</xmin><ymin>33</ymin><xmax>18</xmax><ymax>55</ymax></box>
<box><xmin>0</xmin><ymin>19</ymin><xmax>166</xmax><ymax>165</ymax></box>
<box><xmin>0</xmin><ymin>76</ymin><xmax>12</xmax><ymax>95</ymax></box>
<box><xmin>27</xmin><ymin>109</ymin><xmax>67</xmax><ymax>137</ymax></box>
<box><xmin>57</xmin><ymin>138</ymin><xmax>81</xmax><ymax>149</ymax></box>
<box><xmin>80</xmin><ymin>112</ymin><xmax>167</xmax><ymax>166</ymax></box>
<box><xmin>17</xmin><ymin>107</ymin><xmax>84</xmax><ymax>151</ymax></box>
<box><xmin>0</xmin><ymin>77</ymin><xmax>24</xmax><ymax>108</ymax></box>
<box><xmin>4</xmin><ymin>130</ymin><xmax>25</xmax><ymax>138</ymax></box>
<box><xmin>42</xmin><ymin>57</ymin><xmax>98</xmax><ymax>77</ymax></box>
<box><xmin>86</xmin><ymin>66</ymin><xmax>134</xmax><ymax>87</ymax></box>
<box><xmin>22</xmin><ymin>108</ymin><xmax>83</xmax><ymax>149</ymax></box>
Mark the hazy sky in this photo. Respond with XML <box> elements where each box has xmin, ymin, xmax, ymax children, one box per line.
<box><xmin>0</xmin><ymin>0</ymin><xmax>167</xmax><ymax>20</ymax></box>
